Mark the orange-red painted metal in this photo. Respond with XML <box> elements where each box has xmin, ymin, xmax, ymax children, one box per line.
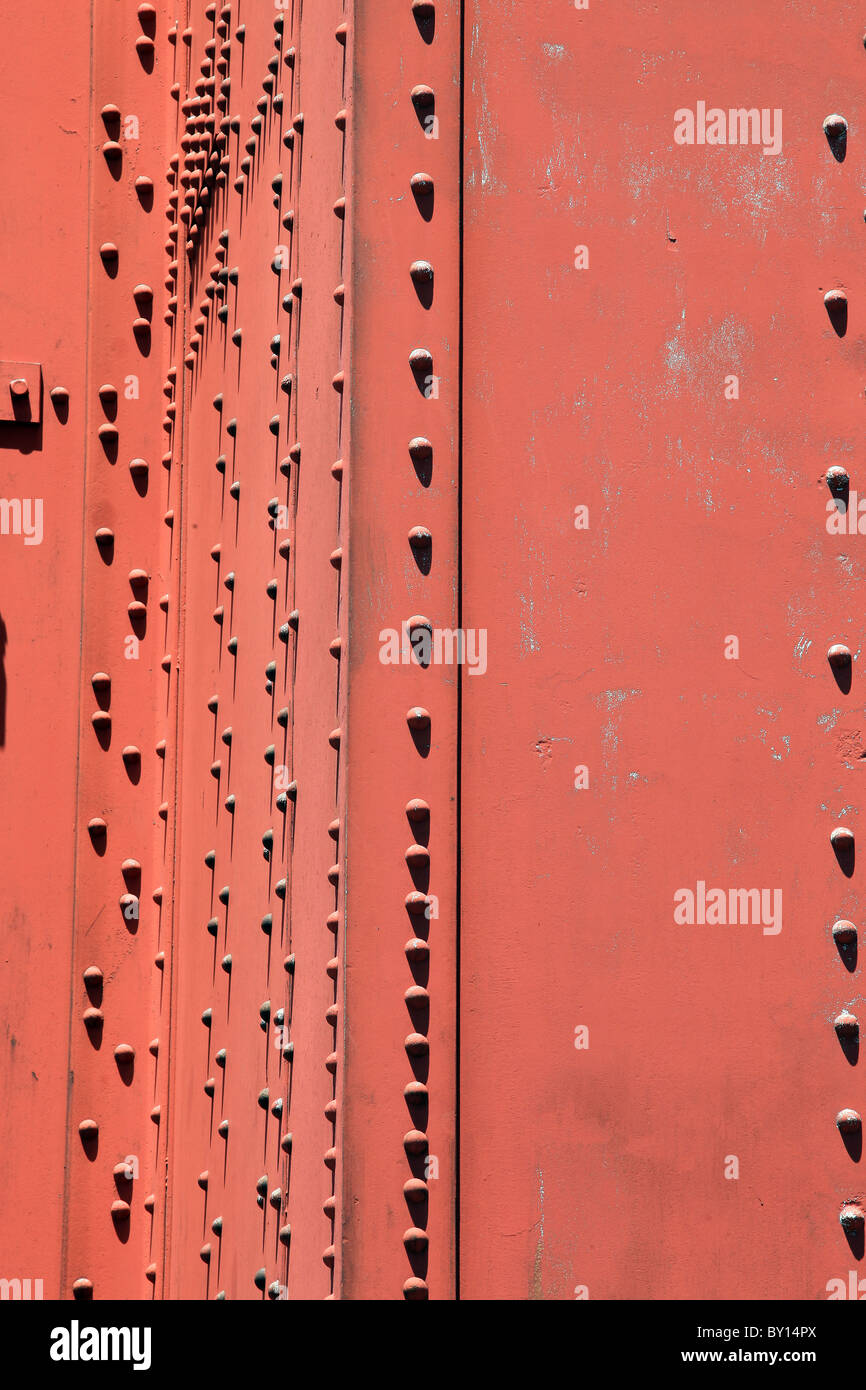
<box><xmin>2</xmin><ymin>0</ymin><xmax>864</xmax><ymax>1306</ymax></box>
<box><xmin>460</xmin><ymin>0</ymin><xmax>866</xmax><ymax>1301</ymax></box>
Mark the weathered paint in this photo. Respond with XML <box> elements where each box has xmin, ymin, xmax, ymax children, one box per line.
<box><xmin>1</xmin><ymin>0</ymin><xmax>861</xmax><ymax>1303</ymax></box>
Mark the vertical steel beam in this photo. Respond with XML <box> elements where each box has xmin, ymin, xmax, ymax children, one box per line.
<box><xmin>460</xmin><ymin>0</ymin><xmax>866</xmax><ymax>1299</ymax></box>
<box><xmin>339</xmin><ymin>0</ymin><xmax>461</xmax><ymax>1300</ymax></box>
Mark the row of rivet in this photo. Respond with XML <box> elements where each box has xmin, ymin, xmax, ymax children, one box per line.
<box><xmin>321</xmin><ymin>5</ymin><xmax>351</xmax><ymax>1299</ymax></box>
<box><xmin>823</xmin><ymin>92</ymin><xmax>864</xmax><ymax>1255</ymax></box>
<box><xmin>72</xmin><ymin>0</ymin><xmax>172</xmax><ymax>1301</ymax></box>
<box><xmin>399</xmin><ymin>0</ymin><xmax>441</xmax><ymax>1304</ymax></box>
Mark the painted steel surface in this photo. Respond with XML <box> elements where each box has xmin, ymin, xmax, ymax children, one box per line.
<box><xmin>1</xmin><ymin>0</ymin><xmax>862</xmax><ymax>1304</ymax></box>
<box><xmin>461</xmin><ymin>0</ymin><xmax>866</xmax><ymax>1301</ymax></box>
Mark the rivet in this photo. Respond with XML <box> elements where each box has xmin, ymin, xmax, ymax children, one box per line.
<box><xmin>403</xmin><ymin>1227</ymin><xmax>428</xmax><ymax>1253</ymax></box>
<box><xmin>403</xmin><ymin>1129</ymin><xmax>428</xmax><ymax>1155</ymax></box>
<box><xmin>409</xmin><ymin>347</ymin><xmax>433</xmax><ymax>374</ymax></box>
<box><xmin>403</xmin><ymin>1177</ymin><xmax>427</xmax><ymax>1203</ymax></box>
<box><xmin>823</xmin><ymin>114</ymin><xmax>848</xmax><ymax>161</ymax></box>
<box><xmin>824</xmin><ymin>288</ymin><xmax>848</xmax><ymax>335</ymax></box>
<box><xmin>407</xmin><ymin>707</ymin><xmax>431</xmax><ymax>731</ymax></box>
<box><xmin>828</xmin><ymin>643</ymin><xmax>852</xmax><ymax>668</ymax></box>
<box><xmin>834</xmin><ymin>1009</ymin><xmax>858</xmax><ymax>1036</ymax></box>
<box><xmin>840</xmin><ymin>1203</ymin><xmax>865</xmax><ymax>1231</ymax></box>
<box><xmin>831</xmin><ymin>826</ymin><xmax>855</xmax><ymax>850</ymax></box>
<box><xmin>828</xmin><ymin>917</ymin><xmax>856</xmax><ymax>950</ymax></box>
<box><xmin>405</xmin><ymin>1031</ymin><xmax>429</xmax><ymax>1056</ymax></box>
<box><xmin>410</xmin><ymin>172</ymin><xmax>434</xmax><ymax>197</ymax></box>
<box><xmin>836</xmin><ymin>1108</ymin><xmax>861</xmax><ymax>1134</ymax></box>
<box><xmin>408</xmin><ymin>436</ymin><xmax>432</xmax><ymax>463</ymax></box>
<box><xmin>405</xmin><ymin>891</ymin><xmax>430</xmax><ymax>916</ymax></box>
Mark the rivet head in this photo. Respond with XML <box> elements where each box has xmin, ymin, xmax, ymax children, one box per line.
<box><xmin>831</xmin><ymin>826</ymin><xmax>855</xmax><ymax>849</ymax></box>
<box><xmin>828</xmin><ymin>643</ymin><xmax>852</xmax><ymax>668</ymax></box>
<box><xmin>832</xmin><ymin>920</ymin><xmax>857</xmax><ymax>946</ymax></box>
<box><xmin>824</xmin><ymin>288</ymin><xmax>848</xmax><ymax>335</ymax></box>
<box><xmin>407</xmin><ymin>707</ymin><xmax>431</xmax><ymax>731</ymax></box>
<box><xmin>827</xmin><ymin>465</ymin><xmax>849</xmax><ymax>491</ymax></box>
<box><xmin>839</xmin><ymin>1202</ymin><xmax>865</xmax><ymax>1231</ymax></box>
<box><xmin>410</xmin><ymin>260</ymin><xmax>433</xmax><ymax>284</ymax></box>
<box><xmin>823</xmin><ymin>114</ymin><xmax>848</xmax><ymax>161</ymax></box>
<box><xmin>405</xmin><ymin>1031</ymin><xmax>429</xmax><ymax>1056</ymax></box>
<box><xmin>836</xmin><ymin>1108</ymin><xmax>861</xmax><ymax>1133</ymax></box>
<box><xmin>403</xmin><ymin>1227</ymin><xmax>428</xmax><ymax>1253</ymax></box>
<box><xmin>834</xmin><ymin>1009</ymin><xmax>859</xmax><ymax>1036</ymax></box>
<box><xmin>405</xmin><ymin>891</ymin><xmax>432</xmax><ymax>916</ymax></box>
